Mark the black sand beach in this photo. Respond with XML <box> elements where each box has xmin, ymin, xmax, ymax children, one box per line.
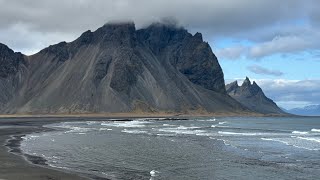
<box><xmin>0</xmin><ymin>117</ymin><xmax>90</xmax><ymax>180</ymax></box>
<box><xmin>0</xmin><ymin>115</ymin><xmax>186</xmax><ymax>179</ymax></box>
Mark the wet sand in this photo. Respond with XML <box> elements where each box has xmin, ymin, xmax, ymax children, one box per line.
<box><xmin>0</xmin><ymin>117</ymin><xmax>93</xmax><ymax>180</ymax></box>
<box><xmin>0</xmin><ymin>116</ymin><xmax>190</xmax><ymax>180</ymax></box>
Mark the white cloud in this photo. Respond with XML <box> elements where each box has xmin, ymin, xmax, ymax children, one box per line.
<box><xmin>248</xmin><ymin>34</ymin><xmax>319</xmax><ymax>58</ymax></box>
<box><xmin>247</xmin><ymin>65</ymin><xmax>283</xmax><ymax>76</ymax></box>
<box><xmin>215</xmin><ymin>46</ymin><xmax>247</xmax><ymax>59</ymax></box>
<box><xmin>253</xmin><ymin>79</ymin><xmax>320</xmax><ymax>109</ymax></box>
<box><xmin>215</xmin><ymin>29</ymin><xmax>320</xmax><ymax>60</ymax></box>
<box><xmin>248</xmin><ymin>36</ymin><xmax>308</xmax><ymax>58</ymax></box>
<box><xmin>226</xmin><ymin>78</ymin><xmax>320</xmax><ymax>109</ymax></box>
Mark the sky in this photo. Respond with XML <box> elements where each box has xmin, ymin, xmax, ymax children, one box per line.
<box><xmin>0</xmin><ymin>0</ymin><xmax>319</xmax><ymax>109</ymax></box>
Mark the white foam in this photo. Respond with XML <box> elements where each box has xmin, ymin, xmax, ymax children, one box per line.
<box><xmin>217</xmin><ymin>138</ymin><xmax>231</xmax><ymax>146</ymax></box>
<box><xmin>292</xmin><ymin>131</ymin><xmax>309</xmax><ymax>135</ymax></box>
<box><xmin>261</xmin><ymin>138</ymin><xmax>291</xmax><ymax>145</ymax></box>
<box><xmin>197</xmin><ymin>118</ymin><xmax>216</xmax><ymax>122</ymax></box>
<box><xmin>150</xmin><ymin>170</ymin><xmax>160</xmax><ymax>177</ymax></box>
<box><xmin>176</xmin><ymin>126</ymin><xmax>201</xmax><ymax>130</ymax></box>
<box><xmin>195</xmin><ymin>132</ymin><xmax>215</xmax><ymax>137</ymax></box>
<box><xmin>163</xmin><ymin>124</ymin><xmax>175</xmax><ymax>127</ymax></box>
<box><xmin>217</xmin><ymin>125</ymin><xmax>230</xmax><ymax>128</ymax></box>
<box><xmin>101</xmin><ymin>121</ymin><xmax>148</xmax><ymax>128</ymax></box>
<box><xmin>297</xmin><ymin>136</ymin><xmax>320</xmax><ymax>143</ymax></box>
<box><xmin>65</xmin><ymin>127</ymin><xmax>94</xmax><ymax>133</ymax></box>
<box><xmin>261</xmin><ymin>137</ymin><xmax>319</xmax><ymax>151</ymax></box>
<box><xmin>99</xmin><ymin>128</ymin><xmax>112</xmax><ymax>131</ymax></box>
<box><xmin>158</xmin><ymin>128</ymin><xmax>206</xmax><ymax>135</ymax></box>
<box><xmin>49</xmin><ymin>164</ymin><xmax>70</xmax><ymax>170</ymax></box>
<box><xmin>218</xmin><ymin>122</ymin><xmax>227</xmax><ymax>125</ymax></box>
<box><xmin>156</xmin><ymin>134</ymin><xmax>175</xmax><ymax>136</ymax></box>
<box><xmin>30</xmin><ymin>135</ymin><xmax>40</xmax><ymax>138</ymax></box>
<box><xmin>86</xmin><ymin>121</ymin><xmax>100</xmax><ymax>125</ymax></box>
<box><xmin>311</xmin><ymin>129</ymin><xmax>320</xmax><ymax>132</ymax></box>
<box><xmin>211</xmin><ymin>125</ymin><xmax>216</xmax><ymax>128</ymax></box>
<box><xmin>121</xmin><ymin>129</ymin><xmax>148</xmax><ymax>134</ymax></box>
<box><xmin>218</xmin><ymin>131</ymin><xmax>261</xmax><ymax>136</ymax></box>
<box><xmin>22</xmin><ymin>135</ymin><xmax>41</xmax><ymax>140</ymax></box>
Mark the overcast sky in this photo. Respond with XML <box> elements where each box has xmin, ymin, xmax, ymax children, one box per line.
<box><xmin>0</xmin><ymin>0</ymin><xmax>319</xmax><ymax>109</ymax></box>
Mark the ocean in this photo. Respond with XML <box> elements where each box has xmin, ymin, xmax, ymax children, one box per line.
<box><xmin>20</xmin><ymin>117</ymin><xmax>320</xmax><ymax>179</ymax></box>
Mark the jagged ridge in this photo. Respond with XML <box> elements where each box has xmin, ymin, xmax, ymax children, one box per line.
<box><xmin>0</xmin><ymin>22</ymin><xmax>246</xmax><ymax>114</ymax></box>
<box><xmin>226</xmin><ymin>77</ymin><xmax>286</xmax><ymax>115</ymax></box>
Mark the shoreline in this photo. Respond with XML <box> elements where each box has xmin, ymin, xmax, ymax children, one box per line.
<box><xmin>0</xmin><ymin>116</ymin><xmax>191</xmax><ymax>180</ymax></box>
<box><xmin>0</xmin><ymin>111</ymin><xmax>295</xmax><ymax>118</ymax></box>
<box><xmin>6</xmin><ymin>135</ymin><xmax>48</xmax><ymax>166</ymax></box>
<box><xmin>0</xmin><ymin>117</ymin><xmax>105</xmax><ymax>180</ymax></box>
<box><xmin>0</xmin><ymin>114</ymin><xmax>300</xmax><ymax>180</ymax></box>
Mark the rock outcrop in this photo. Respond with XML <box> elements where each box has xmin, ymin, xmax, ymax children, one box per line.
<box><xmin>0</xmin><ymin>43</ymin><xmax>28</xmax><ymax>110</ymax></box>
<box><xmin>226</xmin><ymin>77</ymin><xmax>286</xmax><ymax>115</ymax></box>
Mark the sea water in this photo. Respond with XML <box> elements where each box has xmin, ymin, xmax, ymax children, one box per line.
<box><xmin>20</xmin><ymin>117</ymin><xmax>320</xmax><ymax>179</ymax></box>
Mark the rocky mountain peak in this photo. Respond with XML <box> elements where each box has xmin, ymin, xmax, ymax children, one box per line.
<box><xmin>193</xmin><ymin>32</ymin><xmax>203</xmax><ymax>42</ymax></box>
<box><xmin>242</xmin><ymin>76</ymin><xmax>251</xmax><ymax>87</ymax></box>
<box><xmin>226</xmin><ymin>77</ymin><xmax>285</xmax><ymax>115</ymax></box>
<box><xmin>99</xmin><ymin>22</ymin><xmax>136</xmax><ymax>36</ymax></box>
<box><xmin>251</xmin><ymin>81</ymin><xmax>261</xmax><ymax>90</ymax></box>
<box><xmin>226</xmin><ymin>81</ymin><xmax>239</xmax><ymax>94</ymax></box>
<box><xmin>0</xmin><ymin>43</ymin><xmax>26</xmax><ymax>78</ymax></box>
<box><xmin>0</xmin><ymin>22</ymin><xmax>242</xmax><ymax>114</ymax></box>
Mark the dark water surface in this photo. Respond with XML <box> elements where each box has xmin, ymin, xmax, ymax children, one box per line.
<box><xmin>20</xmin><ymin>117</ymin><xmax>320</xmax><ymax>179</ymax></box>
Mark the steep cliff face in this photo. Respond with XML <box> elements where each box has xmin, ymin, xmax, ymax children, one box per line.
<box><xmin>0</xmin><ymin>22</ymin><xmax>246</xmax><ymax>114</ymax></box>
<box><xmin>0</xmin><ymin>43</ymin><xmax>28</xmax><ymax>110</ymax></box>
<box><xmin>137</xmin><ymin>23</ymin><xmax>226</xmax><ymax>93</ymax></box>
<box><xmin>226</xmin><ymin>77</ymin><xmax>285</xmax><ymax>115</ymax></box>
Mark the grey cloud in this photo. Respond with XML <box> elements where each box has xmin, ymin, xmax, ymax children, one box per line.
<box><xmin>247</xmin><ymin>65</ymin><xmax>283</xmax><ymax>76</ymax></box>
<box><xmin>0</xmin><ymin>0</ymin><xmax>319</xmax><ymax>54</ymax></box>
<box><xmin>0</xmin><ymin>0</ymin><xmax>310</xmax><ymax>33</ymax></box>
<box><xmin>255</xmin><ymin>79</ymin><xmax>320</xmax><ymax>109</ymax></box>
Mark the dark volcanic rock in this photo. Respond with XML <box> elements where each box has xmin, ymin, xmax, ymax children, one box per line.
<box><xmin>40</xmin><ymin>41</ymin><xmax>70</xmax><ymax>62</ymax></box>
<box><xmin>0</xmin><ymin>43</ymin><xmax>26</xmax><ymax>78</ymax></box>
<box><xmin>137</xmin><ymin>24</ymin><xmax>226</xmax><ymax>93</ymax></box>
<box><xmin>0</xmin><ymin>22</ymin><xmax>247</xmax><ymax>114</ymax></box>
<box><xmin>93</xmin><ymin>54</ymin><xmax>112</xmax><ymax>87</ymax></box>
<box><xmin>109</xmin><ymin>50</ymin><xmax>143</xmax><ymax>93</ymax></box>
<box><xmin>226</xmin><ymin>77</ymin><xmax>286</xmax><ymax>115</ymax></box>
<box><xmin>0</xmin><ymin>43</ymin><xmax>27</xmax><ymax>110</ymax></box>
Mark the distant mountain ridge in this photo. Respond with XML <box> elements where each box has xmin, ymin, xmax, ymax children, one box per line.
<box><xmin>226</xmin><ymin>77</ymin><xmax>286</xmax><ymax>115</ymax></box>
<box><xmin>286</xmin><ymin>105</ymin><xmax>320</xmax><ymax>116</ymax></box>
<box><xmin>0</xmin><ymin>22</ymin><xmax>248</xmax><ymax>114</ymax></box>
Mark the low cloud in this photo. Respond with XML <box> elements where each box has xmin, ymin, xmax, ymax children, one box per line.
<box><xmin>0</xmin><ymin>0</ymin><xmax>320</xmax><ymax>55</ymax></box>
<box><xmin>247</xmin><ymin>65</ymin><xmax>283</xmax><ymax>76</ymax></box>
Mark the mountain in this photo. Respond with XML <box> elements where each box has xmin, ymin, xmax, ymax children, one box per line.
<box><xmin>226</xmin><ymin>77</ymin><xmax>286</xmax><ymax>115</ymax></box>
<box><xmin>0</xmin><ymin>22</ymin><xmax>248</xmax><ymax>114</ymax></box>
<box><xmin>286</xmin><ymin>105</ymin><xmax>320</xmax><ymax>116</ymax></box>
